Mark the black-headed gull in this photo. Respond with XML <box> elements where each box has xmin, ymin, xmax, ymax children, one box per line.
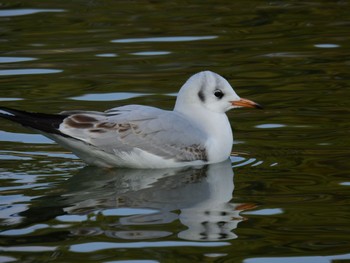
<box><xmin>0</xmin><ymin>71</ymin><xmax>261</xmax><ymax>168</ymax></box>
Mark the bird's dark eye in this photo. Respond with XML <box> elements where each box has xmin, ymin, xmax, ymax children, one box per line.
<box><xmin>214</xmin><ymin>90</ymin><xmax>224</xmax><ymax>99</ymax></box>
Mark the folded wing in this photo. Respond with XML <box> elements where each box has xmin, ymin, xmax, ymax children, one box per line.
<box><xmin>60</xmin><ymin>105</ymin><xmax>208</xmax><ymax>162</ymax></box>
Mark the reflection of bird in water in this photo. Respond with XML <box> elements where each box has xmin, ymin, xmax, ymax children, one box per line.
<box><xmin>177</xmin><ymin>160</ymin><xmax>255</xmax><ymax>241</ymax></box>
<box><xmin>65</xmin><ymin>159</ymin><xmax>255</xmax><ymax>241</ymax></box>
<box><xmin>1</xmin><ymin>159</ymin><xmax>255</xmax><ymax>242</ymax></box>
<box><xmin>0</xmin><ymin>71</ymin><xmax>261</xmax><ymax>168</ymax></box>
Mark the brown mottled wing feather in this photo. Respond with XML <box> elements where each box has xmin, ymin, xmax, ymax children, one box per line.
<box><xmin>59</xmin><ymin>105</ymin><xmax>208</xmax><ymax>162</ymax></box>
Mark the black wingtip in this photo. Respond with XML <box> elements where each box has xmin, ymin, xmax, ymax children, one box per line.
<box><xmin>0</xmin><ymin>106</ymin><xmax>68</xmax><ymax>136</ymax></box>
<box><xmin>0</xmin><ymin>107</ymin><xmax>24</xmax><ymax>122</ymax></box>
<box><xmin>0</xmin><ymin>106</ymin><xmax>17</xmax><ymax>116</ymax></box>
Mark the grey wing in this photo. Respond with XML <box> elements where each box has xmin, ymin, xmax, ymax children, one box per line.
<box><xmin>59</xmin><ymin>105</ymin><xmax>208</xmax><ymax>162</ymax></box>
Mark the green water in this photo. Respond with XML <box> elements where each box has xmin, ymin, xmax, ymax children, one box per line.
<box><xmin>1</xmin><ymin>1</ymin><xmax>350</xmax><ymax>262</ymax></box>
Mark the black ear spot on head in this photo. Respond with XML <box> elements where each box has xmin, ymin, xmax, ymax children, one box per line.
<box><xmin>214</xmin><ymin>90</ymin><xmax>224</xmax><ymax>99</ymax></box>
<box><xmin>198</xmin><ymin>90</ymin><xmax>205</xmax><ymax>102</ymax></box>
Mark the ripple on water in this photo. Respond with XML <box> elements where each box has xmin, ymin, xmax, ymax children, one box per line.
<box><xmin>105</xmin><ymin>230</ymin><xmax>172</xmax><ymax>240</ymax></box>
<box><xmin>131</xmin><ymin>51</ymin><xmax>171</xmax><ymax>56</ymax></box>
<box><xmin>0</xmin><ymin>8</ymin><xmax>65</xmax><ymax>17</ymax></box>
<box><xmin>95</xmin><ymin>53</ymin><xmax>118</xmax><ymax>57</ymax></box>
<box><xmin>70</xmin><ymin>92</ymin><xmax>149</xmax><ymax>101</ymax></box>
<box><xmin>231</xmin><ymin>156</ymin><xmax>265</xmax><ymax>168</ymax></box>
<box><xmin>255</xmin><ymin>124</ymin><xmax>286</xmax><ymax>129</ymax></box>
<box><xmin>242</xmin><ymin>208</ymin><xmax>284</xmax><ymax>216</ymax></box>
<box><xmin>0</xmin><ymin>224</ymin><xmax>48</xmax><ymax>236</ymax></box>
<box><xmin>0</xmin><ymin>151</ymin><xmax>78</xmax><ymax>163</ymax></box>
<box><xmin>0</xmin><ymin>69</ymin><xmax>62</xmax><ymax>76</ymax></box>
<box><xmin>101</xmin><ymin>208</ymin><xmax>159</xmax><ymax>216</ymax></box>
<box><xmin>0</xmin><ymin>131</ymin><xmax>53</xmax><ymax>144</ymax></box>
<box><xmin>56</xmin><ymin>214</ymin><xmax>89</xmax><ymax>223</ymax></box>
<box><xmin>69</xmin><ymin>241</ymin><xmax>230</xmax><ymax>252</ymax></box>
<box><xmin>0</xmin><ymin>246</ymin><xmax>57</xmax><ymax>252</ymax></box>
<box><xmin>0</xmin><ymin>57</ymin><xmax>37</xmax><ymax>63</ymax></box>
<box><xmin>0</xmin><ymin>204</ymin><xmax>29</xmax><ymax>225</ymax></box>
<box><xmin>0</xmin><ymin>98</ymin><xmax>23</xmax><ymax>101</ymax></box>
<box><xmin>111</xmin><ymin>36</ymin><xmax>217</xmax><ymax>43</ymax></box>
<box><xmin>70</xmin><ymin>92</ymin><xmax>177</xmax><ymax>101</ymax></box>
<box><xmin>314</xmin><ymin>43</ymin><xmax>340</xmax><ymax>48</ymax></box>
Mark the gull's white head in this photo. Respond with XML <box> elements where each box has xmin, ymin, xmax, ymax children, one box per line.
<box><xmin>174</xmin><ymin>71</ymin><xmax>261</xmax><ymax>114</ymax></box>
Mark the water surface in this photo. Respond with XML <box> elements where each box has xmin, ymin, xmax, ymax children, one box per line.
<box><xmin>1</xmin><ymin>1</ymin><xmax>350</xmax><ymax>262</ymax></box>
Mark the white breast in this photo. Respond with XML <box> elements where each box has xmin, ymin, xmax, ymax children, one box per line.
<box><xmin>204</xmin><ymin>114</ymin><xmax>233</xmax><ymax>163</ymax></box>
<box><xmin>176</xmin><ymin>106</ymin><xmax>233</xmax><ymax>164</ymax></box>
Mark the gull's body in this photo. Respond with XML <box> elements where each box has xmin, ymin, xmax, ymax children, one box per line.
<box><xmin>0</xmin><ymin>71</ymin><xmax>261</xmax><ymax>169</ymax></box>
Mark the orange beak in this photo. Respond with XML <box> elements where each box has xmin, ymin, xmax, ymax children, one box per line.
<box><xmin>232</xmin><ymin>98</ymin><xmax>262</xmax><ymax>109</ymax></box>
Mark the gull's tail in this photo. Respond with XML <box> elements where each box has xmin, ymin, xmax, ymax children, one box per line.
<box><xmin>0</xmin><ymin>107</ymin><xmax>67</xmax><ymax>136</ymax></box>
<box><xmin>0</xmin><ymin>107</ymin><xmax>102</xmax><ymax>166</ymax></box>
